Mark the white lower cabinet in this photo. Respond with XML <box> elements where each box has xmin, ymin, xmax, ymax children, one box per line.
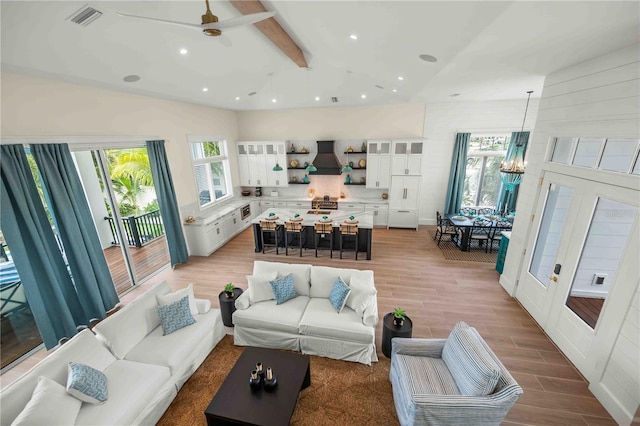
<box><xmin>388</xmin><ymin>175</ymin><xmax>420</xmax><ymax>229</ymax></box>
<box><xmin>286</xmin><ymin>201</ymin><xmax>308</xmax><ymax>209</ymax></box>
<box><xmin>365</xmin><ymin>204</ymin><xmax>388</xmax><ymax>227</ymax></box>
<box><xmin>387</xmin><ymin>209</ymin><xmax>418</xmax><ymax>230</ymax></box>
<box><xmin>185</xmin><ymin>205</ymin><xmax>252</xmax><ymax>256</ymax></box>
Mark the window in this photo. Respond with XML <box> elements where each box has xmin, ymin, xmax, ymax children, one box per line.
<box><xmin>190</xmin><ymin>139</ymin><xmax>232</xmax><ymax>208</ymax></box>
<box><xmin>463</xmin><ymin>135</ymin><xmax>510</xmax><ymax>207</ymax></box>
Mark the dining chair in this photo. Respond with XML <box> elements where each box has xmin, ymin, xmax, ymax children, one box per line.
<box><xmin>460</xmin><ymin>207</ymin><xmax>477</xmax><ymax>216</ymax></box>
<box><xmin>284</xmin><ymin>221</ymin><xmax>305</xmax><ymax>257</ymax></box>
<box><xmin>339</xmin><ymin>223</ymin><xmax>359</xmax><ymax>260</ymax></box>
<box><xmin>260</xmin><ymin>220</ymin><xmax>283</xmax><ymax>254</ymax></box>
<box><xmin>314</xmin><ymin>222</ymin><xmax>334</xmax><ymax>258</ymax></box>
<box><xmin>468</xmin><ymin>218</ymin><xmax>493</xmax><ymax>252</ymax></box>
<box><xmin>487</xmin><ymin>220</ymin><xmax>513</xmax><ymax>253</ymax></box>
<box><xmin>434</xmin><ymin>211</ymin><xmax>459</xmax><ymax>246</ymax></box>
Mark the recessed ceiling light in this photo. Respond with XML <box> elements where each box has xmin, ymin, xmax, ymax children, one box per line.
<box><xmin>179</xmin><ymin>48</ymin><xmax>188</xmax><ymax>55</ymax></box>
<box><xmin>419</xmin><ymin>54</ymin><xmax>438</xmax><ymax>63</ymax></box>
<box><xmin>123</xmin><ymin>75</ymin><xmax>140</xmax><ymax>83</ymax></box>
<box><xmin>349</xmin><ymin>34</ymin><xmax>358</xmax><ymax>40</ymax></box>
<box><xmin>361</xmin><ymin>94</ymin><xmax>367</xmax><ymax>99</ymax></box>
<box><xmin>315</xmin><ymin>96</ymin><xmax>320</xmax><ymax>101</ymax></box>
<box><xmin>392</xmin><ymin>89</ymin><xmax>398</xmax><ymax>93</ymax></box>
<box><xmin>235</xmin><ymin>96</ymin><xmax>240</xmax><ymax>101</ymax></box>
<box><xmin>397</xmin><ymin>76</ymin><xmax>404</xmax><ymax>81</ymax></box>
<box><xmin>202</xmin><ymin>87</ymin><xmax>208</xmax><ymax>92</ymax></box>
<box><xmin>272</xmin><ymin>98</ymin><xmax>277</xmax><ymax>103</ymax></box>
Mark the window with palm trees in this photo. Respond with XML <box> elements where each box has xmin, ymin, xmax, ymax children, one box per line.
<box><xmin>463</xmin><ymin>135</ymin><xmax>510</xmax><ymax>208</ymax></box>
<box><xmin>190</xmin><ymin>139</ymin><xmax>232</xmax><ymax>207</ymax></box>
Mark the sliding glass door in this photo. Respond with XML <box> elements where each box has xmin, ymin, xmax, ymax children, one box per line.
<box><xmin>75</xmin><ymin>147</ymin><xmax>170</xmax><ymax>293</ymax></box>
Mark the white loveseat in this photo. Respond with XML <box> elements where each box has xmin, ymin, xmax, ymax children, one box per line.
<box><xmin>0</xmin><ymin>280</ymin><xmax>225</xmax><ymax>426</ymax></box>
<box><xmin>232</xmin><ymin>261</ymin><xmax>379</xmax><ymax>365</ymax></box>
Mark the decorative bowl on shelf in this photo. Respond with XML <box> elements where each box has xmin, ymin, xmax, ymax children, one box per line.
<box><xmin>358</xmin><ymin>159</ymin><xmax>366</xmax><ymax>168</ymax></box>
<box><xmin>290</xmin><ymin>159</ymin><xmax>299</xmax><ymax>168</ymax></box>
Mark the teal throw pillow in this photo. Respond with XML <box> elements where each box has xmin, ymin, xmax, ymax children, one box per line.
<box><xmin>329</xmin><ymin>278</ymin><xmax>351</xmax><ymax>313</ymax></box>
<box><xmin>269</xmin><ymin>274</ymin><xmax>298</xmax><ymax>305</ymax></box>
<box><xmin>157</xmin><ymin>295</ymin><xmax>196</xmax><ymax>335</ymax></box>
<box><xmin>66</xmin><ymin>362</ymin><xmax>108</xmax><ymax>404</ymax></box>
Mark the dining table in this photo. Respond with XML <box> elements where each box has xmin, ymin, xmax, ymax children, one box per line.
<box><xmin>445</xmin><ymin>213</ymin><xmax>513</xmax><ymax>251</ymax></box>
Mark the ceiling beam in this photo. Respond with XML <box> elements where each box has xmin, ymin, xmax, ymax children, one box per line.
<box><xmin>228</xmin><ymin>0</ymin><xmax>308</xmax><ymax>68</ymax></box>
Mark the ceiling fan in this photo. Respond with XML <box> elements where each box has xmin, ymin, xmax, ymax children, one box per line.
<box><xmin>116</xmin><ymin>0</ymin><xmax>275</xmax><ymax>46</ymax></box>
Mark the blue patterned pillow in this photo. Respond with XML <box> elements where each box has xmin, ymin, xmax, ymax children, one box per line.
<box><xmin>442</xmin><ymin>322</ymin><xmax>501</xmax><ymax>396</ymax></box>
<box><xmin>269</xmin><ymin>274</ymin><xmax>298</xmax><ymax>305</ymax></box>
<box><xmin>66</xmin><ymin>362</ymin><xmax>108</xmax><ymax>404</ymax></box>
<box><xmin>329</xmin><ymin>278</ymin><xmax>351</xmax><ymax>313</ymax></box>
<box><xmin>157</xmin><ymin>295</ymin><xmax>196</xmax><ymax>335</ymax></box>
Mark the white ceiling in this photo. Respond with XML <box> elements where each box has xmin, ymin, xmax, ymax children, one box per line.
<box><xmin>2</xmin><ymin>1</ymin><xmax>638</xmax><ymax>111</ymax></box>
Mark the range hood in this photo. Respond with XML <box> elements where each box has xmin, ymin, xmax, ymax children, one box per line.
<box><xmin>309</xmin><ymin>140</ymin><xmax>342</xmax><ymax>175</ymax></box>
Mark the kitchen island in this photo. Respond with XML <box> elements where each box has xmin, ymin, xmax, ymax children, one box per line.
<box><xmin>252</xmin><ymin>208</ymin><xmax>373</xmax><ymax>260</ymax></box>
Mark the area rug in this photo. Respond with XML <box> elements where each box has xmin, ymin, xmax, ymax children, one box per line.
<box><xmin>428</xmin><ymin>229</ymin><xmax>498</xmax><ymax>263</ymax></box>
<box><xmin>158</xmin><ymin>335</ymin><xmax>399</xmax><ymax>426</ymax></box>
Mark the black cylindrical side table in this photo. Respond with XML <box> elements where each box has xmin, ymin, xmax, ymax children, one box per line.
<box><xmin>382</xmin><ymin>313</ymin><xmax>413</xmax><ymax>358</ymax></box>
<box><xmin>218</xmin><ymin>288</ymin><xmax>243</xmax><ymax>327</ymax></box>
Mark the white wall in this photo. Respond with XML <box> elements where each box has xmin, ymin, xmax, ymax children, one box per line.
<box><xmin>0</xmin><ymin>72</ymin><xmax>239</xmax><ymax>210</ymax></box>
<box><xmin>503</xmin><ymin>44</ymin><xmax>640</xmax><ymax>424</ymax></box>
<box><xmin>421</xmin><ymin>99</ymin><xmax>539</xmax><ymax>224</ymax></box>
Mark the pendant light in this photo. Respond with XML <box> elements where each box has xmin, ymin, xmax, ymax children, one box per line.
<box><xmin>342</xmin><ymin>149</ymin><xmax>352</xmax><ymax>173</ymax></box>
<box><xmin>500</xmin><ymin>90</ymin><xmax>533</xmax><ymax>188</ymax></box>
<box><xmin>305</xmin><ymin>163</ymin><xmax>317</xmax><ymax>172</ymax></box>
<box><xmin>272</xmin><ymin>162</ymin><xmax>283</xmax><ymax>171</ymax></box>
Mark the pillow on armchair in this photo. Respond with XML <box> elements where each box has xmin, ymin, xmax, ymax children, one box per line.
<box><xmin>441</xmin><ymin>321</ymin><xmax>501</xmax><ymax>396</ymax></box>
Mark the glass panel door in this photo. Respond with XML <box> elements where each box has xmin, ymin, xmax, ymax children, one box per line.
<box><xmin>564</xmin><ymin>198</ymin><xmax>638</xmax><ymax>328</ymax></box>
<box><xmin>529</xmin><ymin>184</ymin><xmax>574</xmax><ymax>286</ymax></box>
<box><xmin>0</xmin><ymin>234</ymin><xmax>42</xmax><ymax>369</ymax></box>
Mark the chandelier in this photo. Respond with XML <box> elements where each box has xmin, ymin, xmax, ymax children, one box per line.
<box><xmin>500</xmin><ymin>90</ymin><xmax>533</xmax><ymax>188</ymax></box>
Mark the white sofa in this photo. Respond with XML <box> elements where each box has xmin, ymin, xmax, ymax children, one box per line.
<box><xmin>233</xmin><ymin>261</ymin><xmax>379</xmax><ymax>365</ymax></box>
<box><xmin>0</xmin><ymin>280</ymin><xmax>225</xmax><ymax>426</ymax></box>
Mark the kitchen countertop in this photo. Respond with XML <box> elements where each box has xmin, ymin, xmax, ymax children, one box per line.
<box><xmin>253</xmin><ymin>208</ymin><xmax>373</xmax><ymax>229</ymax></box>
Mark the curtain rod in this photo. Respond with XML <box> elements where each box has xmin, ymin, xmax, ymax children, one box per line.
<box><xmin>0</xmin><ymin>135</ymin><xmax>163</xmax><ymax>150</ymax></box>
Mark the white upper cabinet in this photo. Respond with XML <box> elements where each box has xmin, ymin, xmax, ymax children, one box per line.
<box><xmin>265</xmin><ymin>142</ymin><xmax>288</xmax><ymax>187</ymax></box>
<box><xmin>366</xmin><ymin>140</ymin><xmax>392</xmax><ymax>189</ymax></box>
<box><xmin>237</xmin><ymin>143</ymin><xmax>251</xmax><ymax>186</ymax></box>
<box><xmin>237</xmin><ymin>141</ymin><xmax>288</xmax><ymax>187</ymax></box>
<box><xmin>391</xmin><ymin>140</ymin><xmax>424</xmax><ymax>175</ymax></box>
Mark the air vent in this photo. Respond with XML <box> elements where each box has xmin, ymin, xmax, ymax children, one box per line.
<box><xmin>66</xmin><ymin>4</ymin><xmax>103</xmax><ymax>26</ymax></box>
<box><xmin>375</xmin><ymin>85</ymin><xmax>385</xmax><ymax>89</ymax></box>
<box><xmin>331</xmin><ymin>97</ymin><xmax>338</xmax><ymax>103</ymax></box>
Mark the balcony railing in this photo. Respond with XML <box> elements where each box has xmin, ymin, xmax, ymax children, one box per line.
<box><xmin>105</xmin><ymin>210</ymin><xmax>165</xmax><ymax>248</ymax></box>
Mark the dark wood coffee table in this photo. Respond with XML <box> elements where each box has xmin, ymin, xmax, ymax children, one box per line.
<box><xmin>205</xmin><ymin>347</ymin><xmax>311</xmax><ymax>426</ymax></box>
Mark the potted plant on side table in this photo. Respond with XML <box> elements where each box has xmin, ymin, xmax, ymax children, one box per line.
<box><xmin>393</xmin><ymin>307</ymin><xmax>406</xmax><ymax>327</ymax></box>
<box><xmin>224</xmin><ymin>283</ymin><xmax>235</xmax><ymax>298</ymax></box>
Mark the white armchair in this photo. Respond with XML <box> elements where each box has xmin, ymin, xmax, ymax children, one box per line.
<box><xmin>389</xmin><ymin>322</ymin><xmax>522</xmax><ymax>425</ymax></box>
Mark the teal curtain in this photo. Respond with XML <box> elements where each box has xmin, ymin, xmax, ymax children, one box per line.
<box><xmin>496</xmin><ymin>131</ymin><xmax>530</xmax><ymax>214</ymax></box>
<box><xmin>146</xmin><ymin>140</ymin><xmax>188</xmax><ymax>266</ymax></box>
<box><xmin>31</xmin><ymin>144</ymin><xmax>120</xmax><ymax>319</ymax></box>
<box><xmin>0</xmin><ymin>145</ymin><xmax>87</xmax><ymax>348</ymax></box>
<box><xmin>444</xmin><ymin>133</ymin><xmax>470</xmax><ymax>214</ymax></box>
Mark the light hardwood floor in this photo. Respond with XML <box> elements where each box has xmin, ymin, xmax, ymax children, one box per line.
<box><xmin>0</xmin><ymin>226</ymin><xmax>615</xmax><ymax>425</ymax></box>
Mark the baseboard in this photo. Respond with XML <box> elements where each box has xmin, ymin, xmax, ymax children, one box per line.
<box><xmin>589</xmin><ymin>381</ymin><xmax>633</xmax><ymax>426</ymax></box>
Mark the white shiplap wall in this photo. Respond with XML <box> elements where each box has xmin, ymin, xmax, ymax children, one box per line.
<box><xmin>503</xmin><ymin>44</ymin><xmax>640</xmax><ymax>425</ymax></box>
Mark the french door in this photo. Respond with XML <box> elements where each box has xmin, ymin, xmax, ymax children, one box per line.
<box><xmin>516</xmin><ymin>171</ymin><xmax>639</xmax><ymax>380</ymax></box>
